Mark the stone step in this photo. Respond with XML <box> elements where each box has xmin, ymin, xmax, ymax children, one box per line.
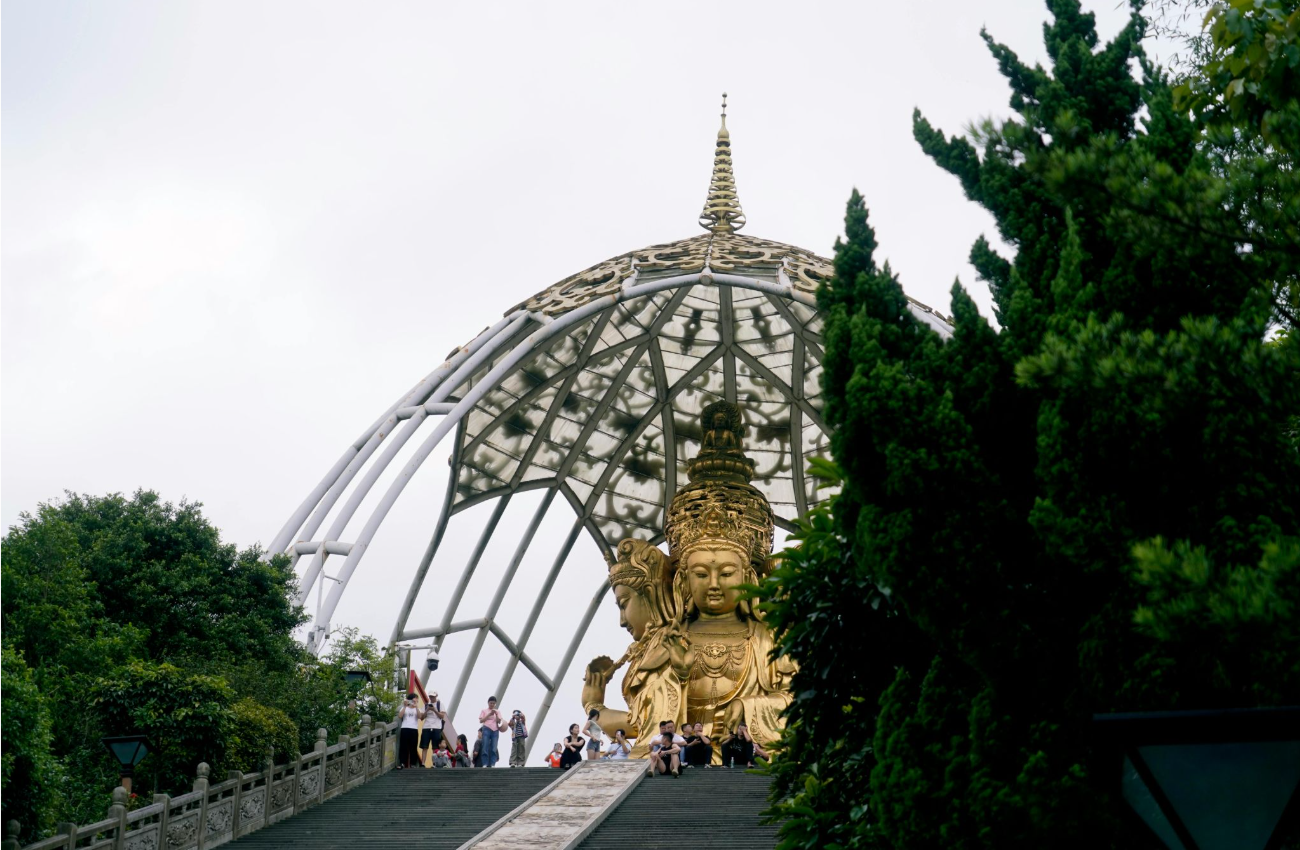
<box><xmin>230</xmin><ymin>768</ymin><xmax>557</xmax><ymax>849</ymax></box>
<box><xmin>575</xmin><ymin>767</ymin><xmax>779</xmax><ymax>850</ymax></box>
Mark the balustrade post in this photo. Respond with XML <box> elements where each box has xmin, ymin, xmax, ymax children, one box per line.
<box><xmin>2</xmin><ymin>819</ymin><xmax>21</xmax><ymax>850</ymax></box>
<box><xmin>153</xmin><ymin>794</ymin><xmax>170</xmax><ymax>849</ymax></box>
<box><xmin>226</xmin><ymin>771</ymin><xmax>242</xmax><ymax>836</ymax></box>
<box><xmin>54</xmin><ymin>822</ymin><xmax>75</xmax><ymax>850</ymax></box>
<box><xmin>291</xmin><ymin>749</ymin><xmax>303</xmax><ymax>814</ymax></box>
<box><xmin>192</xmin><ymin>763</ymin><xmax>210</xmax><ymax>850</ymax></box>
<box><xmin>359</xmin><ymin>715</ymin><xmax>372</xmax><ymax>782</ymax></box>
<box><xmin>108</xmin><ymin>787</ymin><xmax>128</xmax><ymax>850</ymax></box>
<box><xmin>314</xmin><ymin>729</ymin><xmax>327</xmax><ymax>806</ymax></box>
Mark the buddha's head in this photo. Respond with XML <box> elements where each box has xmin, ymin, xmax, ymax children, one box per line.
<box><xmin>607</xmin><ymin>538</ymin><xmax>674</xmax><ymax>641</ymax></box>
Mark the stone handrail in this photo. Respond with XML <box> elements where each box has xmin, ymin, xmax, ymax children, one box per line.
<box><xmin>3</xmin><ymin>716</ymin><xmax>399</xmax><ymax>850</ymax></box>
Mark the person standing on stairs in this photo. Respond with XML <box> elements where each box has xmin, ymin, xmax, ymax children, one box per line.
<box><xmin>478</xmin><ymin>696</ymin><xmax>504</xmax><ymax>768</ymax></box>
<box><xmin>507</xmin><ymin>709</ymin><xmax>528</xmax><ymax>767</ymax></box>
<box><xmin>395</xmin><ymin>694</ymin><xmax>423</xmax><ymax>770</ymax></box>
<box><xmin>581</xmin><ymin>707</ymin><xmax>605</xmax><ymax>760</ymax></box>
<box><xmin>419</xmin><ymin>694</ymin><xmax>446</xmax><ymax>767</ymax></box>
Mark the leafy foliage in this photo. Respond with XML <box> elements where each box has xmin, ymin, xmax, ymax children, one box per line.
<box><xmin>0</xmin><ymin>490</ymin><xmax>397</xmax><ymax>841</ymax></box>
<box><xmin>764</xmin><ymin>2</ymin><xmax>1300</xmax><ymax>847</ymax></box>
<box><xmin>1176</xmin><ymin>0</ymin><xmax>1300</xmax><ymax>154</ymax></box>
<box><xmin>226</xmin><ymin>699</ymin><xmax>300</xmax><ymax>772</ymax></box>
<box><xmin>1</xmin><ymin>646</ymin><xmax>62</xmax><ymax>838</ymax></box>
<box><xmin>93</xmin><ymin>661</ymin><xmax>233</xmax><ymax>794</ymax></box>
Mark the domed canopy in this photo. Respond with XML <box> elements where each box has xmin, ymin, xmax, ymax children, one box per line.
<box><xmin>451</xmin><ymin>228</ymin><xmax>953</xmax><ymax>548</ymax></box>
<box><xmin>267</xmin><ymin>103</ymin><xmax>953</xmax><ymax>754</ymax></box>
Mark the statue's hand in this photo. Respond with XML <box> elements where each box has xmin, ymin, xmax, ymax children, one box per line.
<box><xmin>582</xmin><ymin>656</ymin><xmax>614</xmax><ymax>707</ymax></box>
<box><xmin>723</xmin><ymin>699</ymin><xmax>745</xmax><ymax>729</ymax></box>
<box><xmin>664</xmin><ymin>623</ymin><xmax>691</xmax><ymax>678</ymax></box>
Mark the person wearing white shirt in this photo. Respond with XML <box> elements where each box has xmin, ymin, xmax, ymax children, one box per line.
<box><xmin>395</xmin><ymin>695</ymin><xmax>423</xmax><ymax>770</ymax></box>
<box><xmin>604</xmin><ymin>729</ymin><xmax>631</xmax><ymax>759</ymax></box>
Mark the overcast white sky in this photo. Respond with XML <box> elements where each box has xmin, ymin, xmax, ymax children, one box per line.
<box><xmin>3</xmin><ymin>0</ymin><xmax>1142</xmax><ymax>758</ymax></box>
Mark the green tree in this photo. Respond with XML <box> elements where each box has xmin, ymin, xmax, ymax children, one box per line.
<box><xmin>92</xmin><ymin>661</ymin><xmax>233</xmax><ymax>795</ymax></box>
<box><xmin>219</xmin><ymin>627</ymin><xmax>401</xmax><ymax>754</ymax></box>
<box><xmin>765</xmin><ymin>1</ymin><xmax>1300</xmax><ymax>847</ymax></box>
<box><xmin>0</xmin><ymin>489</ymin><xmax>361</xmax><ymax>837</ymax></box>
<box><xmin>1</xmin><ymin>645</ymin><xmax>62</xmax><ymax>840</ymax></box>
<box><xmin>225</xmin><ymin>698</ymin><xmax>300</xmax><ymax>772</ymax></box>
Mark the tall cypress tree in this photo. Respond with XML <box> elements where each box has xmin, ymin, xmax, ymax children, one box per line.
<box><xmin>764</xmin><ymin>2</ymin><xmax>1300</xmax><ymax>847</ymax></box>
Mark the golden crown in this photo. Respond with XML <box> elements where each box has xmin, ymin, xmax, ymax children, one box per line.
<box><xmin>664</xmin><ymin>401</ymin><xmax>774</xmax><ymax>572</ymax></box>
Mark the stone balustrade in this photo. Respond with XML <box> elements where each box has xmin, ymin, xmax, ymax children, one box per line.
<box><xmin>2</xmin><ymin>716</ymin><xmax>399</xmax><ymax>850</ymax></box>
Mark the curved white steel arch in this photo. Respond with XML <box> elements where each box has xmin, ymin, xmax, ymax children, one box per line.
<box><xmin>271</xmin><ymin>231</ymin><xmax>954</xmax><ymax>757</ymax></box>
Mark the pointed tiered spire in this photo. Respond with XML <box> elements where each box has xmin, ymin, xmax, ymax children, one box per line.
<box><xmin>699</xmin><ymin>93</ymin><xmax>746</xmax><ymax>233</ymax></box>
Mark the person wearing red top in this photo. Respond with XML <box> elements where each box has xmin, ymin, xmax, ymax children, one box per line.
<box><xmin>451</xmin><ymin>733</ymin><xmax>472</xmax><ymax>767</ymax></box>
<box><xmin>543</xmin><ymin>743</ymin><xmax>563</xmax><ymax>768</ymax></box>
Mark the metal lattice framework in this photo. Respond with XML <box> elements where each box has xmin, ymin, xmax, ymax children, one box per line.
<box><xmin>268</xmin><ymin>109</ymin><xmax>955</xmax><ymax>754</ymax></box>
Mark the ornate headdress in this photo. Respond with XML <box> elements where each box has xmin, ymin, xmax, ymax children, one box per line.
<box><xmin>664</xmin><ymin>401</ymin><xmax>775</xmax><ymax>575</ymax></box>
<box><xmin>606</xmin><ymin>538</ymin><xmax>677</xmax><ymax>627</ymax></box>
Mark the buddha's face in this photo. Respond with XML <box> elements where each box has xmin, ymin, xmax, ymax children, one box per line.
<box><xmin>613</xmin><ymin>584</ymin><xmax>653</xmax><ymax>640</ymax></box>
<box><xmin>684</xmin><ymin>546</ymin><xmax>746</xmax><ymax>616</ymax></box>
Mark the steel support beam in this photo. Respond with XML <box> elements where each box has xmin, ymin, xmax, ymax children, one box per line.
<box><xmin>522</xmin><ymin>577</ymin><xmax>611</xmax><ymax>761</ymax></box>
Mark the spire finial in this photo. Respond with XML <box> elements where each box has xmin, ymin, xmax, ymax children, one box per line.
<box><xmin>699</xmin><ymin>92</ymin><xmax>746</xmax><ymax>234</ymax></box>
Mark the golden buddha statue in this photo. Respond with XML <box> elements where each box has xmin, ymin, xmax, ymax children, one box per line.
<box><xmin>583</xmin><ymin>400</ymin><xmax>795</xmax><ymax>759</ymax></box>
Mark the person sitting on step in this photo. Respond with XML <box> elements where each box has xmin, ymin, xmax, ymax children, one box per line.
<box><xmin>651</xmin><ymin>731</ymin><xmax>681</xmax><ymax>777</ymax></box>
<box><xmin>559</xmin><ymin>724</ymin><xmax>585</xmax><ymax>771</ymax></box>
<box><xmin>684</xmin><ymin>721</ymin><xmax>713</xmax><ymax>768</ymax></box>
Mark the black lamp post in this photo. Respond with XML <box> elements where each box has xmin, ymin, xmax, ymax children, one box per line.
<box><xmin>1094</xmin><ymin>707</ymin><xmax>1300</xmax><ymax>850</ymax></box>
<box><xmin>101</xmin><ymin>735</ymin><xmax>152</xmax><ymax>795</ymax></box>
<box><xmin>344</xmin><ymin>669</ymin><xmax>373</xmax><ymax>721</ymax></box>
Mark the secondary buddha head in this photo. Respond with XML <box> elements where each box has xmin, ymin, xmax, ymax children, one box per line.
<box><xmin>665</xmin><ymin>401</ymin><xmax>775</xmax><ymax>620</ymax></box>
<box><xmin>606</xmin><ymin>538</ymin><xmax>675</xmax><ymax>641</ymax></box>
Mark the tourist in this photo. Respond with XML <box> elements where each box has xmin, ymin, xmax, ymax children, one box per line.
<box><xmin>452</xmin><ymin>733</ymin><xmax>472</xmax><ymax>767</ymax></box>
<box><xmin>559</xmin><ymin>724</ymin><xmax>585</xmax><ymax>770</ymax></box>
<box><xmin>581</xmin><ymin>707</ymin><xmax>605</xmax><ymax>761</ymax></box>
<box><xmin>681</xmin><ymin>725</ymin><xmax>699</xmax><ymax>768</ymax></box>
<box><xmin>544</xmin><ymin>743</ymin><xmax>563</xmax><ymax>768</ymax></box>
<box><xmin>720</xmin><ymin>722</ymin><xmax>755</xmax><ymax>768</ymax></box>
<box><xmin>684</xmin><ymin>722</ymin><xmax>713</xmax><ymax>767</ymax></box>
<box><xmin>652</xmin><ymin>731</ymin><xmax>681</xmax><ymax>777</ymax></box>
<box><xmin>395</xmin><ymin>694</ymin><xmax>422</xmax><ymax>770</ymax></box>
<box><xmin>645</xmin><ymin>721</ymin><xmax>668</xmax><ymax>772</ymax></box>
<box><xmin>664</xmin><ymin>720</ymin><xmax>688</xmax><ymax>751</ymax></box>
<box><xmin>472</xmin><ymin>728</ymin><xmax>485</xmax><ymax>767</ymax></box>
<box><xmin>507</xmin><ymin>709</ymin><xmax>528</xmax><ymax>768</ymax></box>
<box><xmin>478</xmin><ymin>696</ymin><xmax>504</xmax><ymax>768</ymax></box>
<box><xmin>604</xmin><ymin>729</ymin><xmax>631</xmax><ymax>760</ymax></box>
<box><xmin>431</xmin><ymin>742</ymin><xmax>451</xmax><ymax>769</ymax></box>
<box><xmin>419</xmin><ymin>693</ymin><xmax>446</xmax><ymax>767</ymax></box>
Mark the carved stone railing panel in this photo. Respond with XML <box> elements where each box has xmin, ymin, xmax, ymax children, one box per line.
<box><xmin>16</xmin><ymin>719</ymin><xmax>398</xmax><ymax>850</ymax></box>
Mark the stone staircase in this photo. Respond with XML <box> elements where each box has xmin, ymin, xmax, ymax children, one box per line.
<box><xmin>229</xmin><ymin>768</ymin><xmax>556</xmax><ymax>849</ymax></box>
<box><xmin>224</xmin><ymin>765</ymin><xmax>779</xmax><ymax>850</ymax></box>
<box><xmin>575</xmin><ymin>766</ymin><xmax>778</xmax><ymax>850</ymax></box>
